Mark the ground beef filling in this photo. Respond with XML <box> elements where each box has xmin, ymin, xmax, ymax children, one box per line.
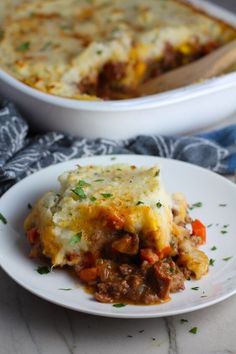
<box><xmin>79</xmin><ymin>40</ymin><xmax>219</xmax><ymax>100</ymax></box>
<box><xmin>26</xmin><ymin>211</ymin><xmax>199</xmax><ymax>305</ymax></box>
<box><xmin>74</xmin><ymin>232</ymin><xmax>187</xmax><ymax>305</ymax></box>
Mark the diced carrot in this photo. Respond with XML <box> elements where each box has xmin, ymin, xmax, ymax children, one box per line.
<box><xmin>79</xmin><ymin>267</ymin><xmax>98</xmax><ymax>282</ymax></box>
<box><xmin>140</xmin><ymin>248</ymin><xmax>159</xmax><ymax>264</ymax></box>
<box><xmin>191</xmin><ymin>219</ymin><xmax>206</xmax><ymax>244</ymax></box>
<box><xmin>157</xmin><ymin>245</ymin><xmax>172</xmax><ymax>259</ymax></box>
<box><xmin>26</xmin><ymin>227</ymin><xmax>40</xmax><ymax>245</ymax></box>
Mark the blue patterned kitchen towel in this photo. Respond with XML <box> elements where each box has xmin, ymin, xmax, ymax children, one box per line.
<box><xmin>0</xmin><ymin>99</ymin><xmax>236</xmax><ymax>196</ymax></box>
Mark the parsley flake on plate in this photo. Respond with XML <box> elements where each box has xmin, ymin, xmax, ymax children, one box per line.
<box><xmin>0</xmin><ymin>212</ymin><xmax>7</xmax><ymax>224</ymax></box>
<box><xmin>59</xmin><ymin>288</ymin><xmax>72</xmax><ymax>291</ymax></box>
<box><xmin>209</xmin><ymin>258</ymin><xmax>215</xmax><ymax>266</ymax></box>
<box><xmin>112</xmin><ymin>303</ymin><xmax>126</xmax><ymax>308</ymax></box>
<box><xmin>156</xmin><ymin>202</ymin><xmax>162</xmax><ymax>208</ymax></box>
<box><xmin>180</xmin><ymin>319</ymin><xmax>188</xmax><ymax>324</ymax></box>
<box><xmin>189</xmin><ymin>327</ymin><xmax>198</xmax><ymax>334</ymax></box>
<box><xmin>211</xmin><ymin>246</ymin><xmax>217</xmax><ymax>251</ymax></box>
<box><xmin>189</xmin><ymin>202</ymin><xmax>202</xmax><ymax>210</ymax></box>
<box><xmin>37</xmin><ymin>266</ymin><xmax>51</xmax><ymax>275</ymax></box>
<box><xmin>223</xmin><ymin>256</ymin><xmax>233</xmax><ymax>261</ymax></box>
<box><xmin>191</xmin><ymin>287</ymin><xmax>199</xmax><ymax>291</ymax></box>
<box><xmin>136</xmin><ymin>201</ymin><xmax>144</xmax><ymax>205</ymax></box>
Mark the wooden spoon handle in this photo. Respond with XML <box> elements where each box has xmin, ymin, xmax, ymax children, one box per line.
<box><xmin>138</xmin><ymin>39</ymin><xmax>236</xmax><ymax>96</ymax></box>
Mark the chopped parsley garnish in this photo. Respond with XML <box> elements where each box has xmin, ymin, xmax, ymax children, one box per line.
<box><xmin>189</xmin><ymin>202</ymin><xmax>202</xmax><ymax>210</ymax></box>
<box><xmin>219</xmin><ymin>204</ymin><xmax>227</xmax><ymax>207</ymax></box>
<box><xmin>221</xmin><ymin>230</ymin><xmax>228</xmax><ymax>234</ymax></box>
<box><xmin>71</xmin><ymin>180</ymin><xmax>90</xmax><ymax>198</ymax></box>
<box><xmin>17</xmin><ymin>41</ymin><xmax>30</xmax><ymax>52</ymax></box>
<box><xmin>136</xmin><ymin>201</ymin><xmax>144</xmax><ymax>205</ymax></box>
<box><xmin>201</xmin><ymin>295</ymin><xmax>207</xmax><ymax>298</ymax></box>
<box><xmin>127</xmin><ymin>335</ymin><xmax>133</xmax><ymax>338</ymax></box>
<box><xmin>223</xmin><ymin>256</ymin><xmax>232</xmax><ymax>261</ymax></box>
<box><xmin>59</xmin><ymin>288</ymin><xmax>72</xmax><ymax>291</ymax></box>
<box><xmin>71</xmin><ymin>186</ymin><xmax>87</xmax><ymax>199</ymax></box>
<box><xmin>60</xmin><ymin>24</ymin><xmax>70</xmax><ymax>30</ymax></box>
<box><xmin>94</xmin><ymin>179</ymin><xmax>104</xmax><ymax>182</ymax></box>
<box><xmin>209</xmin><ymin>258</ymin><xmax>215</xmax><ymax>266</ymax></box>
<box><xmin>41</xmin><ymin>41</ymin><xmax>53</xmax><ymax>51</ymax></box>
<box><xmin>0</xmin><ymin>212</ymin><xmax>7</xmax><ymax>224</ymax></box>
<box><xmin>207</xmin><ymin>224</ymin><xmax>213</xmax><ymax>228</ymax></box>
<box><xmin>152</xmin><ymin>338</ymin><xmax>156</xmax><ymax>341</ymax></box>
<box><xmin>37</xmin><ymin>266</ymin><xmax>51</xmax><ymax>275</ymax></box>
<box><xmin>191</xmin><ymin>287</ymin><xmax>199</xmax><ymax>291</ymax></box>
<box><xmin>112</xmin><ymin>303</ymin><xmax>126</xmax><ymax>308</ymax></box>
<box><xmin>180</xmin><ymin>319</ymin><xmax>188</xmax><ymax>323</ymax></box>
<box><xmin>101</xmin><ymin>193</ymin><xmax>113</xmax><ymax>198</ymax></box>
<box><xmin>189</xmin><ymin>327</ymin><xmax>198</xmax><ymax>334</ymax></box>
<box><xmin>211</xmin><ymin>246</ymin><xmax>217</xmax><ymax>251</ymax></box>
<box><xmin>90</xmin><ymin>196</ymin><xmax>97</xmax><ymax>202</ymax></box>
<box><xmin>154</xmin><ymin>170</ymin><xmax>160</xmax><ymax>177</ymax></box>
<box><xmin>156</xmin><ymin>202</ymin><xmax>162</xmax><ymax>208</ymax></box>
<box><xmin>70</xmin><ymin>232</ymin><xmax>82</xmax><ymax>245</ymax></box>
<box><xmin>223</xmin><ymin>224</ymin><xmax>229</xmax><ymax>228</ymax></box>
<box><xmin>139</xmin><ymin>330</ymin><xmax>144</xmax><ymax>333</ymax></box>
<box><xmin>77</xmin><ymin>180</ymin><xmax>90</xmax><ymax>187</ymax></box>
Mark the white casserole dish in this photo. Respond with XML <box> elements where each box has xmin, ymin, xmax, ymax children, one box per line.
<box><xmin>0</xmin><ymin>0</ymin><xmax>236</xmax><ymax>139</ymax></box>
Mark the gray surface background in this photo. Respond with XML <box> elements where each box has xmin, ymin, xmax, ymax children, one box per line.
<box><xmin>210</xmin><ymin>0</ymin><xmax>236</xmax><ymax>12</ymax></box>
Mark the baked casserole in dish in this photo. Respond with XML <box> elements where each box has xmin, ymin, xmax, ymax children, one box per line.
<box><xmin>0</xmin><ymin>0</ymin><xmax>235</xmax><ymax>100</ymax></box>
<box><xmin>24</xmin><ymin>164</ymin><xmax>209</xmax><ymax>305</ymax></box>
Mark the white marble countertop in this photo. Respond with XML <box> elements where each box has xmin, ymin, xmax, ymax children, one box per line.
<box><xmin>1</xmin><ymin>1</ymin><xmax>236</xmax><ymax>354</ymax></box>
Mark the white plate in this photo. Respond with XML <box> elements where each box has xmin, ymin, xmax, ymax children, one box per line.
<box><xmin>0</xmin><ymin>155</ymin><xmax>236</xmax><ymax>318</ymax></box>
<box><xmin>0</xmin><ymin>0</ymin><xmax>236</xmax><ymax>139</ymax></box>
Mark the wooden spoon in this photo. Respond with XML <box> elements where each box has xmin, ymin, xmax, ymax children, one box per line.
<box><xmin>138</xmin><ymin>39</ymin><xmax>236</xmax><ymax>97</ymax></box>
